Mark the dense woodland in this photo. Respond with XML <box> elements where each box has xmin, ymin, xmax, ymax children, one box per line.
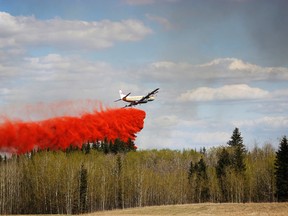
<box><xmin>0</xmin><ymin>128</ymin><xmax>287</xmax><ymax>214</ymax></box>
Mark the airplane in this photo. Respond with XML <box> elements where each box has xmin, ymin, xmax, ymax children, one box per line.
<box><xmin>114</xmin><ymin>88</ymin><xmax>159</xmax><ymax>108</ymax></box>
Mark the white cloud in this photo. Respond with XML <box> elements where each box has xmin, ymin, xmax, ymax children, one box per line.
<box><xmin>0</xmin><ymin>12</ymin><xmax>152</xmax><ymax>50</ymax></box>
<box><xmin>135</xmin><ymin>58</ymin><xmax>288</xmax><ymax>90</ymax></box>
<box><xmin>178</xmin><ymin>84</ymin><xmax>269</xmax><ymax>102</ymax></box>
<box><xmin>140</xmin><ymin>130</ymin><xmax>230</xmax><ymax>149</ymax></box>
<box><xmin>234</xmin><ymin>116</ymin><xmax>288</xmax><ymax>129</ymax></box>
<box><xmin>153</xmin><ymin>115</ymin><xmax>179</xmax><ymax>127</ymax></box>
<box><xmin>175</xmin><ymin>131</ymin><xmax>231</xmax><ymax>147</ymax></box>
<box><xmin>138</xmin><ymin>119</ymin><xmax>231</xmax><ymax>149</ymax></box>
<box><xmin>198</xmin><ymin>58</ymin><xmax>288</xmax><ymax>80</ymax></box>
<box><xmin>0</xmin><ymin>53</ymin><xmax>124</xmax><ymax>105</ymax></box>
<box><xmin>228</xmin><ymin>58</ymin><xmax>260</xmax><ymax>71</ymax></box>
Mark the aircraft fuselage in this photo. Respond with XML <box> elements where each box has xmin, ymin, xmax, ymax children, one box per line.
<box><xmin>123</xmin><ymin>95</ymin><xmax>155</xmax><ymax>103</ymax></box>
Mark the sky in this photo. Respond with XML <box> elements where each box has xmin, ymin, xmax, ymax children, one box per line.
<box><xmin>0</xmin><ymin>0</ymin><xmax>288</xmax><ymax>150</ymax></box>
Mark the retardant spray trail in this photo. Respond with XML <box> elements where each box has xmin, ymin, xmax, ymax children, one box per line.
<box><xmin>0</xmin><ymin>108</ymin><xmax>146</xmax><ymax>154</ymax></box>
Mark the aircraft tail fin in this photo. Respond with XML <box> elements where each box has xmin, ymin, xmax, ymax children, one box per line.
<box><xmin>119</xmin><ymin>90</ymin><xmax>125</xmax><ymax>99</ymax></box>
<box><xmin>114</xmin><ymin>90</ymin><xmax>130</xmax><ymax>102</ymax></box>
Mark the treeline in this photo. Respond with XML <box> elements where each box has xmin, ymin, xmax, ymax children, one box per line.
<box><xmin>0</xmin><ymin>128</ymin><xmax>287</xmax><ymax>214</ymax></box>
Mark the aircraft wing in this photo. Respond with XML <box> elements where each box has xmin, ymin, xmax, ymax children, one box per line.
<box><xmin>124</xmin><ymin>103</ymin><xmax>134</xmax><ymax>108</ymax></box>
<box><xmin>123</xmin><ymin>101</ymin><xmax>137</xmax><ymax>108</ymax></box>
<box><xmin>137</xmin><ymin>88</ymin><xmax>159</xmax><ymax>104</ymax></box>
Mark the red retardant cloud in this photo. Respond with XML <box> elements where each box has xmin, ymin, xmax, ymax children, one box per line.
<box><xmin>0</xmin><ymin>108</ymin><xmax>146</xmax><ymax>154</ymax></box>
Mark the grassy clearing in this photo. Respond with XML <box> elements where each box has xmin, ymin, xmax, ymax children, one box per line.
<box><xmin>84</xmin><ymin>203</ymin><xmax>288</xmax><ymax>216</ymax></box>
<box><xmin>10</xmin><ymin>203</ymin><xmax>288</xmax><ymax>216</ymax></box>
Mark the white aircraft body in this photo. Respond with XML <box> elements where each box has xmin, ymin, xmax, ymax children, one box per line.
<box><xmin>114</xmin><ymin>88</ymin><xmax>159</xmax><ymax>108</ymax></box>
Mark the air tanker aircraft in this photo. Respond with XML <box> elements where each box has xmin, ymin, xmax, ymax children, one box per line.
<box><xmin>114</xmin><ymin>88</ymin><xmax>159</xmax><ymax>108</ymax></box>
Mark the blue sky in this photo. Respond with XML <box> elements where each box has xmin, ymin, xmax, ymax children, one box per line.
<box><xmin>0</xmin><ymin>0</ymin><xmax>288</xmax><ymax>150</ymax></box>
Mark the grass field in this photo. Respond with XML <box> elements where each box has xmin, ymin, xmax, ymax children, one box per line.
<box><xmin>83</xmin><ymin>203</ymin><xmax>288</xmax><ymax>216</ymax></box>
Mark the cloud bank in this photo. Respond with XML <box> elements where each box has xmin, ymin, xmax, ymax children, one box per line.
<box><xmin>178</xmin><ymin>84</ymin><xmax>269</xmax><ymax>102</ymax></box>
<box><xmin>0</xmin><ymin>12</ymin><xmax>152</xmax><ymax>50</ymax></box>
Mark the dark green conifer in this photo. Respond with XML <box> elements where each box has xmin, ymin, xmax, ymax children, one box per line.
<box><xmin>234</xmin><ymin>144</ymin><xmax>246</xmax><ymax>172</ymax></box>
<box><xmin>275</xmin><ymin>136</ymin><xmax>288</xmax><ymax>202</ymax></box>
<box><xmin>126</xmin><ymin>138</ymin><xmax>137</xmax><ymax>152</ymax></box>
<box><xmin>195</xmin><ymin>158</ymin><xmax>209</xmax><ymax>202</ymax></box>
<box><xmin>227</xmin><ymin>127</ymin><xmax>243</xmax><ymax>147</ymax></box>
<box><xmin>101</xmin><ymin>138</ymin><xmax>109</xmax><ymax>154</ymax></box>
<box><xmin>85</xmin><ymin>143</ymin><xmax>91</xmax><ymax>154</ymax></box>
<box><xmin>227</xmin><ymin>128</ymin><xmax>246</xmax><ymax>173</ymax></box>
<box><xmin>197</xmin><ymin>158</ymin><xmax>207</xmax><ymax>178</ymax></box>
<box><xmin>79</xmin><ymin>163</ymin><xmax>88</xmax><ymax>213</ymax></box>
<box><xmin>216</xmin><ymin>148</ymin><xmax>231</xmax><ymax>202</ymax></box>
<box><xmin>216</xmin><ymin>148</ymin><xmax>231</xmax><ymax>178</ymax></box>
<box><xmin>188</xmin><ymin>161</ymin><xmax>194</xmax><ymax>182</ymax></box>
<box><xmin>115</xmin><ymin>155</ymin><xmax>123</xmax><ymax>208</ymax></box>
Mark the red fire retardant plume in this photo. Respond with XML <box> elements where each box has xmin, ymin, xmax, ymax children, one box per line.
<box><xmin>0</xmin><ymin>108</ymin><xmax>146</xmax><ymax>154</ymax></box>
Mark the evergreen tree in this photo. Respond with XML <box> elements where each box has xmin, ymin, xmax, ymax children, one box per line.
<box><xmin>101</xmin><ymin>139</ymin><xmax>110</xmax><ymax>154</ymax></box>
<box><xmin>197</xmin><ymin>158</ymin><xmax>207</xmax><ymax>178</ymax></box>
<box><xmin>195</xmin><ymin>158</ymin><xmax>209</xmax><ymax>202</ymax></box>
<box><xmin>227</xmin><ymin>128</ymin><xmax>243</xmax><ymax>147</ymax></box>
<box><xmin>126</xmin><ymin>138</ymin><xmax>137</xmax><ymax>152</ymax></box>
<box><xmin>188</xmin><ymin>161</ymin><xmax>194</xmax><ymax>182</ymax></box>
<box><xmin>234</xmin><ymin>144</ymin><xmax>246</xmax><ymax>173</ymax></box>
<box><xmin>79</xmin><ymin>164</ymin><xmax>88</xmax><ymax>213</ymax></box>
<box><xmin>81</xmin><ymin>143</ymin><xmax>86</xmax><ymax>153</ymax></box>
<box><xmin>216</xmin><ymin>148</ymin><xmax>231</xmax><ymax>202</ymax></box>
<box><xmin>115</xmin><ymin>155</ymin><xmax>123</xmax><ymax>208</ymax></box>
<box><xmin>227</xmin><ymin>128</ymin><xmax>246</xmax><ymax>172</ymax></box>
<box><xmin>65</xmin><ymin>144</ymin><xmax>73</xmax><ymax>154</ymax></box>
<box><xmin>275</xmin><ymin>136</ymin><xmax>288</xmax><ymax>202</ymax></box>
<box><xmin>85</xmin><ymin>143</ymin><xmax>91</xmax><ymax>154</ymax></box>
<box><xmin>216</xmin><ymin>148</ymin><xmax>231</xmax><ymax>178</ymax></box>
<box><xmin>111</xmin><ymin>139</ymin><xmax>122</xmax><ymax>154</ymax></box>
<box><xmin>199</xmin><ymin>147</ymin><xmax>206</xmax><ymax>155</ymax></box>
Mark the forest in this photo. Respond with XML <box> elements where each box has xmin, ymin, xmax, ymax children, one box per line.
<box><xmin>0</xmin><ymin>128</ymin><xmax>287</xmax><ymax>214</ymax></box>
